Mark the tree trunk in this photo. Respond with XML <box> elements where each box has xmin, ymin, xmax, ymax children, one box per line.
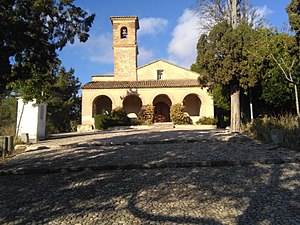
<box><xmin>230</xmin><ymin>0</ymin><xmax>241</xmax><ymax>132</ymax></box>
<box><xmin>294</xmin><ymin>84</ymin><xmax>300</xmax><ymax>127</ymax></box>
<box><xmin>249</xmin><ymin>89</ymin><xmax>254</xmax><ymax>122</ymax></box>
<box><xmin>230</xmin><ymin>88</ymin><xmax>241</xmax><ymax>132</ymax></box>
<box><xmin>294</xmin><ymin>84</ymin><xmax>300</xmax><ymax>117</ymax></box>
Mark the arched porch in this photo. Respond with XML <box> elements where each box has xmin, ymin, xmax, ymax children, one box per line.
<box><xmin>122</xmin><ymin>95</ymin><xmax>143</xmax><ymax>119</ymax></box>
<box><xmin>92</xmin><ymin>95</ymin><xmax>112</xmax><ymax>117</ymax></box>
<box><xmin>183</xmin><ymin>94</ymin><xmax>201</xmax><ymax>116</ymax></box>
<box><xmin>153</xmin><ymin>94</ymin><xmax>172</xmax><ymax>122</ymax></box>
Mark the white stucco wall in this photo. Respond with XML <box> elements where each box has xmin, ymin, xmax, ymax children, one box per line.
<box><xmin>16</xmin><ymin>99</ymin><xmax>47</xmax><ymax>142</ymax></box>
<box><xmin>137</xmin><ymin>60</ymin><xmax>199</xmax><ymax>81</ymax></box>
<box><xmin>82</xmin><ymin>86</ymin><xmax>214</xmax><ymax>126</ymax></box>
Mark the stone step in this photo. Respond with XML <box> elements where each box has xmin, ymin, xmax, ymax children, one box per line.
<box><xmin>153</xmin><ymin>122</ymin><xmax>174</xmax><ymax>129</ymax></box>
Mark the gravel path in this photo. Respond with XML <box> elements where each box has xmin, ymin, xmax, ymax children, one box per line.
<box><xmin>0</xmin><ymin>128</ymin><xmax>299</xmax><ymax>225</ymax></box>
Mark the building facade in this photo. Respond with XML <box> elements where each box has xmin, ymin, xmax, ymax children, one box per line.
<box><xmin>81</xmin><ymin>16</ymin><xmax>214</xmax><ymax>127</ymax></box>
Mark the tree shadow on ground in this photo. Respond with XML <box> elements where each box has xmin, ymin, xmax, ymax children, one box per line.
<box><xmin>0</xmin><ymin>164</ymin><xmax>299</xmax><ymax>224</ymax></box>
<box><xmin>0</xmin><ymin>129</ymin><xmax>299</xmax><ymax>224</ymax></box>
<box><xmin>235</xmin><ymin>163</ymin><xmax>300</xmax><ymax>224</ymax></box>
<box><xmin>1</xmin><ymin>129</ymin><xmax>296</xmax><ymax>171</ymax></box>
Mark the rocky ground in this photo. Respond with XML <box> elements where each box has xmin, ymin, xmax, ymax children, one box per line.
<box><xmin>0</xmin><ymin>128</ymin><xmax>299</xmax><ymax>225</ymax></box>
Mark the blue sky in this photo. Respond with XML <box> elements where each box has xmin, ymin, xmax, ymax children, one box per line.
<box><xmin>59</xmin><ymin>0</ymin><xmax>291</xmax><ymax>85</ymax></box>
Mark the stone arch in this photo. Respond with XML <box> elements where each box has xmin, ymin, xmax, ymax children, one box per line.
<box><xmin>153</xmin><ymin>94</ymin><xmax>172</xmax><ymax>122</ymax></box>
<box><xmin>120</xmin><ymin>26</ymin><xmax>128</xmax><ymax>39</ymax></box>
<box><xmin>183</xmin><ymin>93</ymin><xmax>201</xmax><ymax>116</ymax></box>
<box><xmin>122</xmin><ymin>95</ymin><xmax>142</xmax><ymax>118</ymax></box>
<box><xmin>92</xmin><ymin>95</ymin><xmax>112</xmax><ymax>117</ymax></box>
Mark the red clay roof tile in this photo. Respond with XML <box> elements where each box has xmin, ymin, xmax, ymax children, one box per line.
<box><xmin>81</xmin><ymin>80</ymin><xmax>200</xmax><ymax>89</ymax></box>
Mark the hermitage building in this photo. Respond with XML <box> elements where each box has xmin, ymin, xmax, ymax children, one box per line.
<box><xmin>81</xmin><ymin>16</ymin><xmax>214</xmax><ymax>127</ymax></box>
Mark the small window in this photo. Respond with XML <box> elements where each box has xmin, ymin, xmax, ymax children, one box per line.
<box><xmin>120</xmin><ymin>27</ymin><xmax>128</xmax><ymax>39</ymax></box>
<box><xmin>157</xmin><ymin>70</ymin><xmax>164</xmax><ymax>80</ymax></box>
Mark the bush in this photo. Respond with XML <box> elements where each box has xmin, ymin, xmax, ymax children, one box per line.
<box><xmin>110</xmin><ymin>107</ymin><xmax>130</xmax><ymax>126</ymax></box>
<box><xmin>94</xmin><ymin>107</ymin><xmax>130</xmax><ymax>130</ymax></box>
<box><xmin>196</xmin><ymin>117</ymin><xmax>218</xmax><ymax>125</ymax></box>
<box><xmin>138</xmin><ymin>105</ymin><xmax>154</xmax><ymax>125</ymax></box>
<box><xmin>94</xmin><ymin>114</ymin><xmax>113</xmax><ymax>130</ymax></box>
<box><xmin>170</xmin><ymin>103</ymin><xmax>191</xmax><ymax>125</ymax></box>
<box><xmin>0</xmin><ymin>97</ymin><xmax>17</xmax><ymax>136</ymax></box>
<box><xmin>245</xmin><ymin>114</ymin><xmax>300</xmax><ymax>151</ymax></box>
<box><xmin>130</xmin><ymin>119</ymin><xmax>144</xmax><ymax>126</ymax></box>
<box><xmin>246</xmin><ymin>118</ymin><xmax>271</xmax><ymax>142</ymax></box>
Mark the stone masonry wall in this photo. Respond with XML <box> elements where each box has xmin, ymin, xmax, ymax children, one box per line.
<box><xmin>112</xmin><ymin>19</ymin><xmax>138</xmax><ymax>81</ymax></box>
<box><xmin>114</xmin><ymin>47</ymin><xmax>137</xmax><ymax>81</ymax></box>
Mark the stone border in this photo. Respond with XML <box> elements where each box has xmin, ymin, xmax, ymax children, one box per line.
<box><xmin>58</xmin><ymin>137</ymin><xmax>248</xmax><ymax>150</ymax></box>
<box><xmin>0</xmin><ymin>157</ymin><xmax>299</xmax><ymax>176</ymax></box>
<box><xmin>20</xmin><ymin>138</ymin><xmax>219</xmax><ymax>152</ymax></box>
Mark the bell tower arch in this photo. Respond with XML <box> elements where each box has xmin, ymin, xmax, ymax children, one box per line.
<box><xmin>110</xmin><ymin>16</ymin><xmax>139</xmax><ymax>81</ymax></box>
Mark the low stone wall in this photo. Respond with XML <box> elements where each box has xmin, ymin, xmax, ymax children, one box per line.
<box><xmin>174</xmin><ymin>124</ymin><xmax>217</xmax><ymax>130</ymax></box>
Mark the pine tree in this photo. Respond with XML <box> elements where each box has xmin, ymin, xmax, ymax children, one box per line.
<box><xmin>0</xmin><ymin>0</ymin><xmax>95</xmax><ymax>97</ymax></box>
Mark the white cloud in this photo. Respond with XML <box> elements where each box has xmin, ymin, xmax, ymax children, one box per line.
<box><xmin>255</xmin><ymin>5</ymin><xmax>273</xmax><ymax>18</ymax></box>
<box><xmin>139</xmin><ymin>17</ymin><xmax>168</xmax><ymax>36</ymax></box>
<box><xmin>167</xmin><ymin>9</ymin><xmax>203</xmax><ymax>69</ymax></box>
<box><xmin>138</xmin><ymin>47</ymin><xmax>155</xmax><ymax>66</ymax></box>
<box><xmin>70</xmin><ymin>33</ymin><xmax>113</xmax><ymax>64</ymax></box>
<box><xmin>87</xmin><ymin>36</ymin><xmax>113</xmax><ymax>64</ymax></box>
<box><xmin>251</xmin><ymin>5</ymin><xmax>273</xmax><ymax>28</ymax></box>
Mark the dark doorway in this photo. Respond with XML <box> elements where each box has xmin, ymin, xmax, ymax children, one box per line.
<box><xmin>153</xmin><ymin>94</ymin><xmax>172</xmax><ymax>122</ymax></box>
<box><xmin>154</xmin><ymin>102</ymin><xmax>170</xmax><ymax>122</ymax></box>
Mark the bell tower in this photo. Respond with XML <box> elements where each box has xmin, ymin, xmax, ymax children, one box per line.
<box><xmin>110</xmin><ymin>16</ymin><xmax>139</xmax><ymax>81</ymax></box>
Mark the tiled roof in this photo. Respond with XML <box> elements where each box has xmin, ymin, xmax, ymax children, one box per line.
<box><xmin>92</xmin><ymin>74</ymin><xmax>114</xmax><ymax>77</ymax></box>
<box><xmin>81</xmin><ymin>80</ymin><xmax>200</xmax><ymax>89</ymax></box>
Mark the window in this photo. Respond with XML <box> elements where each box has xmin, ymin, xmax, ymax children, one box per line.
<box><xmin>157</xmin><ymin>70</ymin><xmax>164</xmax><ymax>80</ymax></box>
<box><xmin>120</xmin><ymin>27</ymin><xmax>128</xmax><ymax>39</ymax></box>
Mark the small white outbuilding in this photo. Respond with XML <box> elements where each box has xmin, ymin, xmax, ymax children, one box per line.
<box><xmin>16</xmin><ymin>98</ymin><xmax>47</xmax><ymax>142</ymax></box>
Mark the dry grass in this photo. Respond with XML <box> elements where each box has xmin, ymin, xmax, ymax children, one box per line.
<box><xmin>245</xmin><ymin>114</ymin><xmax>300</xmax><ymax>151</ymax></box>
<box><xmin>0</xmin><ymin>146</ymin><xmax>26</xmax><ymax>163</ymax></box>
<box><xmin>0</xmin><ymin>123</ymin><xmax>16</xmax><ymax>136</ymax></box>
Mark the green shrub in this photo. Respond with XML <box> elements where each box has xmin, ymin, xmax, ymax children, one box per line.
<box><xmin>130</xmin><ymin>119</ymin><xmax>144</xmax><ymax>126</ymax></box>
<box><xmin>138</xmin><ymin>105</ymin><xmax>154</xmax><ymax>125</ymax></box>
<box><xmin>0</xmin><ymin>97</ymin><xmax>17</xmax><ymax>136</ymax></box>
<box><xmin>245</xmin><ymin>114</ymin><xmax>300</xmax><ymax>151</ymax></box>
<box><xmin>110</xmin><ymin>107</ymin><xmax>130</xmax><ymax>126</ymax></box>
<box><xmin>196</xmin><ymin>117</ymin><xmax>218</xmax><ymax>125</ymax></box>
<box><xmin>94</xmin><ymin>114</ymin><xmax>112</xmax><ymax>130</ymax></box>
<box><xmin>94</xmin><ymin>107</ymin><xmax>130</xmax><ymax>130</ymax></box>
<box><xmin>247</xmin><ymin>118</ymin><xmax>271</xmax><ymax>142</ymax></box>
<box><xmin>170</xmin><ymin>103</ymin><xmax>191</xmax><ymax>125</ymax></box>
